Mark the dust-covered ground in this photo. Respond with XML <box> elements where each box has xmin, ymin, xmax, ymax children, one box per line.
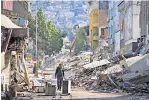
<box><xmin>16</xmin><ymin>88</ymin><xmax>148</xmax><ymax>100</ymax></box>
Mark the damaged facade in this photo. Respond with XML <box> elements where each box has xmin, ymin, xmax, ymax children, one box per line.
<box><xmin>140</xmin><ymin>1</ymin><xmax>149</xmax><ymax>41</ymax></box>
<box><xmin>108</xmin><ymin>1</ymin><xmax>149</xmax><ymax>54</ymax></box>
<box><xmin>1</xmin><ymin>0</ymin><xmax>30</xmax><ymax>96</ymax></box>
<box><xmin>88</xmin><ymin>1</ymin><xmax>108</xmax><ymax>51</ymax></box>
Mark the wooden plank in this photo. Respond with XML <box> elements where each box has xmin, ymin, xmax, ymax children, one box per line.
<box><xmin>16</xmin><ymin>72</ymin><xmax>26</xmax><ymax>84</ymax></box>
<box><xmin>1</xmin><ymin>29</ymin><xmax>12</xmax><ymax>53</ymax></box>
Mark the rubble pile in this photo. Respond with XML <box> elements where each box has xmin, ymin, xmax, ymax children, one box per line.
<box><xmin>71</xmin><ymin>70</ymin><xmax>119</xmax><ymax>92</ymax></box>
<box><xmin>63</xmin><ymin>53</ymin><xmax>91</xmax><ymax>70</ymax></box>
<box><xmin>57</xmin><ymin>46</ymin><xmax>149</xmax><ymax>94</ymax></box>
<box><xmin>93</xmin><ymin>48</ymin><xmax>102</xmax><ymax>61</ymax></box>
<box><xmin>71</xmin><ymin>68</ymin><xmax>149</xmax><ymax>94</ymax></box>
<box><xmin>93</xmin><ymin>44</ymin><xmax>111</xmax><ymax>61</ymax></box>
<box><xmin>70</xmin><ymin>65</ymin><xmax>111</xmax><ymax>90</ymax></box>
<box><xmin>69</xmin><ymin>54</ymin><xmax>149</xmax><ymax>94</ymax></box>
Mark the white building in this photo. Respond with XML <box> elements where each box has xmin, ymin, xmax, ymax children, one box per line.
<box><xmin>118</xmin><ymin>1</ymin><xmax>141</xmax><ymax>53</ymax></box>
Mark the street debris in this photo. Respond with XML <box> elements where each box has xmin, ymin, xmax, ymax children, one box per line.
<box><xmin>5</xmin><ymin>41</ymin><xmax>149</xmax><ymax>99</ymax></box>
<box><xmin>61</xmin><ymin>52</ymin><xmax>149</xmax><ymax>95</ymax></box>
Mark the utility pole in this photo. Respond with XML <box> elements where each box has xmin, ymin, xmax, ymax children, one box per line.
<box><xmin>35</xmin><ymin>1</ymin><xmax>38</xmax><ymax>77</ymax></box>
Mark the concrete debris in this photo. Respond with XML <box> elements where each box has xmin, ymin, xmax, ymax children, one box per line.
<box><xmin>8</xmin><ymin>80</ymin><xmax>25</xmax><ymax>98</ymax></box>
<box><xmin>83</xmin><ymin>59</ymin><xmax>110</xmax><ymax>69</ymax></box>
<box><xmin>62</xmin><ymin>53</ymin><xmax>91</xmax><ymax>70</ymax></box>
<box><xmin>70</xmin><ymin>67</ymin><xmax>149</xmax><ymax>94</ymax></box>
<box><xmin>70</xmin><ymin>69</ymin><xmax>119</xmax><ymax>93</ymax></box>
<box><xmin>65</xmin><ymin>53</ymin><xmax>149</xmax><ymax>94</ymax></box>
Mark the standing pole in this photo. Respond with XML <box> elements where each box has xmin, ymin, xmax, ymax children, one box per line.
<box><xmin>35</xmin><ymin>3</ymin><xmax>38</xmax><ymax>76</ymax></box>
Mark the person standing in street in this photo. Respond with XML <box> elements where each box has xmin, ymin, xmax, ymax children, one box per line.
<box><xmin>55</xmin><ymin>63</ymin><xmax>64</xmax><ymax>91</ymax></box>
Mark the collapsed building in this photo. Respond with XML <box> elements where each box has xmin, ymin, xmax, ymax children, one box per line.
<box><xmin>67</xmin><ymin>53</ymin><xmax>149</xmax><ymax>94</ymax></box>
<box><xmin>59</xmin><ymin>39</ymin><xmax>149</xmax><ymax>94</ymax></box>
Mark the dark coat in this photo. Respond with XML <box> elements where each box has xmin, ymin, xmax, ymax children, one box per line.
<box><xmin>55</xmin><ymin>66</ymin><xmax>64</xmax><ymax>78</ymax></box>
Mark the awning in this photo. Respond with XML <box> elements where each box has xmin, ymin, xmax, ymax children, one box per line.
<box><xmin>1</xmin><ymin>14</ymin><xmax>28</xmax><ymax>37</ymax></box>
<box><xmin>12</xmin><ymin>28</ymin><xmax>28</xmax><ymax>37</ymax></box>
<box><xmin>1</xmin><ymin>14</ymin><xmax>21</xmax><ymax>28</ymax></box>
<box><xmin>83</xmin><ymin>59</ymin><xmax>110</xmax><ymax>69</ymax></box>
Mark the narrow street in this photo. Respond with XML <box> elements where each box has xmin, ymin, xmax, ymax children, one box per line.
<box><xmin>16</xmin><ymin>90</ymin><xmax>148</xmax><ymax>100</ymax></box>
<box><xmin>17</xmin><ymin>63</ymin><xmax>149</xmax><ymax>100</ymax></box>
<box><xmin>1</xmin><ymin>1</ymin><xmax>149</xmax><ymax>100</ymax></box>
